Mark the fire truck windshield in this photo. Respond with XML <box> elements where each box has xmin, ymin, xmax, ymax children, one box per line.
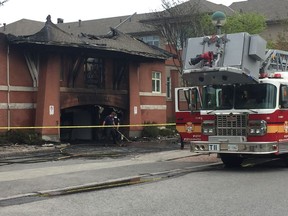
<box><xmin>202</xmin><ymin>83</ymin><xmax>277</xmax><ymax>110</ymax></box>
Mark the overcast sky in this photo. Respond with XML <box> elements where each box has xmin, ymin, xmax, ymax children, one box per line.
<box><xmin>0</xmin><ymin>0</ymin><xmax>244</xmax><ymax>25</ymax></box>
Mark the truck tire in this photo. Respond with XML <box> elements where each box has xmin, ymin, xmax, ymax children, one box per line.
<box><xmin>280</xmin><ymin>155</ymin><xmax>288</xmax><ymax>167</ymax></box>
<box><xmin>219</xmin><ymin>154</ymin><xmax>243</xmax><ymax>168</ymax></box>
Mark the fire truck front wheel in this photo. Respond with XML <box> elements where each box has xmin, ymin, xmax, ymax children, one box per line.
<box><xmin>219</xmin><ymin>154</ymin><xmax>244</xmax><ymax>168</ymax></box>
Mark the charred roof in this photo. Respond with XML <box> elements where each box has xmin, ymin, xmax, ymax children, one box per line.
<box><xmin>6</xmin><ymin>16</ymin><xmax>170</xmax><ymax>60</ymax></box>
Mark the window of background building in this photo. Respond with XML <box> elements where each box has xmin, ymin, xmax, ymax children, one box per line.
<box><xmin>152</xmin><ymin>72</ymin><xmax>161</xmax><ymax>93</ymax></box>
<box><xmin>141</xmin><ymin>35</ymin><xmax>160</xmax><ymax>47</ymax></box>
<box><xmin>166</xmin><ymin>76</ymin><xmax>171</xmax><ymax>99</ymax></box>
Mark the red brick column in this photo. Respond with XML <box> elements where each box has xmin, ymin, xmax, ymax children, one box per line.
<box><xmin>0</xmin><ymin>35</ymin><xmax>8</xmax><ymax>130</ymax></box>
<box><xmin>128</xmin><ymin>63</ymin><xmax>142</xmax><ymax>137</ymax></box>
<box><xmin>35</xmin><ymin>53</ymin><xmax>60</xmax><ymax>141</ymax></box>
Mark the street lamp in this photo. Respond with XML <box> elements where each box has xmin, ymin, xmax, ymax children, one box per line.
<box><xmin>211</xmin><ymin>11</ymin><xmax>226</xmax><ymax>35</ymax></box>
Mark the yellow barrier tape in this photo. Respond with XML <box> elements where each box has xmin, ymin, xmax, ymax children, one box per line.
<box><xmin>0</xmin><ymin>123</ymin><xmax>176</xmax><ymax>130</ymax></box>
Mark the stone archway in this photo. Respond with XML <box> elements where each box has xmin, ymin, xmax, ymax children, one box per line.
<box><xmin>60</xmin><ymin>91</ymin><xmax>128</xmax><ymax>141</ymax></box>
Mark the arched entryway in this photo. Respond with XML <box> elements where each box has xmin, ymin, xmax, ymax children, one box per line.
<box><xmin>60</xmin><ymin>105</ymin><xmax>125</xmax><ymax>142</ymax></box>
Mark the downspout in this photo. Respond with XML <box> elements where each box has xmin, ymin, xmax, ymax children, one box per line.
<box><xmin>6</xmin><ymin>45</ymin><xmax>10</xmax><ymax>130</ymax></box>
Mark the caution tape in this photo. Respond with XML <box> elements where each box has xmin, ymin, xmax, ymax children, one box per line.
<box><xmin>0</xmin><ymin>123</ymin><xmax>176</xmax><ymax>130</ymax></box>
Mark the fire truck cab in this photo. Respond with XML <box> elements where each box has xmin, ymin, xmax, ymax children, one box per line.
<box><xmin>175</xmin><ymin>32</ymin><xmax>288</xmax><ymax>167</ymax></box>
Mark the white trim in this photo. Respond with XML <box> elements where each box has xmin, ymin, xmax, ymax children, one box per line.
<box><xmin>0</xmin><ymin>85</ymin><xmax>37</xmax><ymax>92</ymax></box>
<box><xmin>140</xmin><ymin>105</ymin><xmax>167</xmax><ymax>110</ymax></box>
<box><xmin>0</xmin><ymin>86</ymin><xmax>8</xmax><ymax>91</ymax></box>
<box><xmin>0</xmin><ymin>103</ymin><xmax>36</xmax><ymax>109</ymax></box>
<box><xmin>139</xmin><ymin>92</ymin><xmax>166</xmax><ymax>97</ymax></box>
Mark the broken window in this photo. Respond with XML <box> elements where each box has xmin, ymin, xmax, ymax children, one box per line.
<box><xmin>84</xmin><ymin>57</ymin><xmax>105</xmax><ymax>88</ymax></box>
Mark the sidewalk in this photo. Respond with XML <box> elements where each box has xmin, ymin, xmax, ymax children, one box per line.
<box><xmin>0</xmin><ymin>139</ymin><xmax>221</xmax><ymax>204</ymax></box>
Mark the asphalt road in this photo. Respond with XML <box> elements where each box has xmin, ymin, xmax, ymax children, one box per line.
<box><xmin>1</xmin><ymin>159</ymin><xmax>288</xmax><ymax>216</ymax></box>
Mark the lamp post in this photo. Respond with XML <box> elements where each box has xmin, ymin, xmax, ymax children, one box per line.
<box><xmin>211</xmin><ymin>11</ymin><xmax>226</xmax><ymax>35</ymax></box>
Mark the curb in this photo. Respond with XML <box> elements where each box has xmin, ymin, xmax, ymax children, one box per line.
<box><xmin>0</xmin><ymin>161</ymin><xmax>222</xmax><ymax>206</ymax></box>
<box><xmin>38</xmin><ymin>176</ymin><xmax>144</xmax><ymax>196</ymax></box>
<box><xmin>165</xmin><ymin>153</ymin><xmax>202</xmax><ymax>161</ymax></box>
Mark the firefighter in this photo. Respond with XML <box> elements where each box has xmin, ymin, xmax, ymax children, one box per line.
<box><xmin>102</xmin><ymin>111</ymin><xmax>118</xmax><ymax>145</ymax></box>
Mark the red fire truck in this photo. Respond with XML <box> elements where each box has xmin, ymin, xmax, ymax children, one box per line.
<box><xmin>175</xmin><ymin>32</ymin><xmax>288</xmax><ymax>167</ymax></box>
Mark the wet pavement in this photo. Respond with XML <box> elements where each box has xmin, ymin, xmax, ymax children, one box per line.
<box><xmin>0</xmin><ymin>137</ymin><xmax>182</xmax><ymax>164</ymax></box>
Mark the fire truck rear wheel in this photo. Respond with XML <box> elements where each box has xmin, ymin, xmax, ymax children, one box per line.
<box><xmin>219</xmin><ymin>154</ymin><xmax>244</xmax><ymax>168</ymax></box>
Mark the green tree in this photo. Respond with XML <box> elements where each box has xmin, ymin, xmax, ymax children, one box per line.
<box><xmin>268</xmin><ymin>20</ymin><xmax>288</xmax><ymax>50</ymax></box>
<box><xmin>224</xmin><ymin>12</ymin><xmax>266</xmax><ymax>34</ymax></box>
<box><xmin>269</xmin><ymin>32</ymin><xmax>288</xmax><ymax>50</ymax></box>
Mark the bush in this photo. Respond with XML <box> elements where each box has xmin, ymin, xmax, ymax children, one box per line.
<box><xmin>159</xmin><ymin>127</ymin><xmax>176</xmax><ymax>136</ymax></box>
<box><xmin>142</xmin><ymin>122</ymin><xmax>177</xmax><ymax>138</ymax></box>
<box><xmin>0</xmin><ymin>133</ymin><xmax>8</xmax><ymax>144</ymax></box>
<box><xmin>142</xmin><ymin>122</ymin><xmax>159</xmax><ymax>138</ymax></box>
<box><xmin>5</xmin><ymin>130</ymin><xmax>43</xmax><ymax>145</ymax></box>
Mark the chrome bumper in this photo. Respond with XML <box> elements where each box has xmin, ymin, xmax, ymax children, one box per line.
<box><xmin>190</xmin><ymin>140</ymin><xmax>279</xmax><ymax>154</ymax></box>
